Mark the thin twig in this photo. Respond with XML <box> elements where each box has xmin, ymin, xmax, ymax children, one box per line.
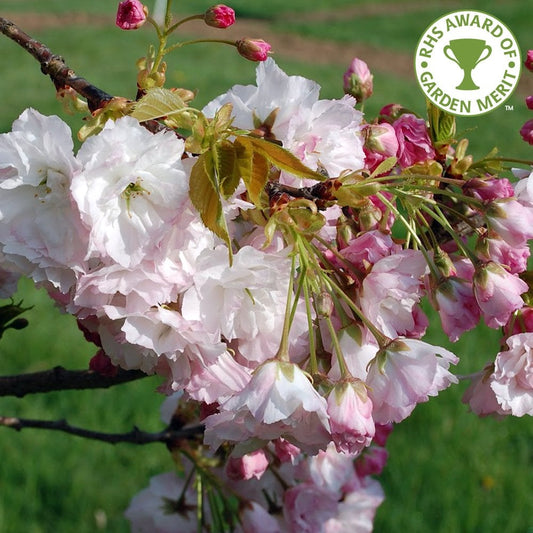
<box><xmin>0</xmin><ymin>16</ymin><xmax>113</xmax><ymax>111</ymax></box>
<box><xmin>0</xmin><ymin>366</ymin><xmax>149</xmax><ymax>398</ymax></box>
<box><xmin>0</xmin><ymin>415</ymin><xmax>204</xmax><ymax>445</ymax></box>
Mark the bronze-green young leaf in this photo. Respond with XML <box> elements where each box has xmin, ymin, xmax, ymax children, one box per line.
<box><xmin>236</xmin><ymin>136</ymin><xmax>327</xmax><ymax>181</ymax></box>
<box><xmin>214</xmin><ymin>140</ymin><xmax>240</xmax><ymax>199</ymax></box>
<box><xmin>234</xmin><ymin>138</ymin><xmax>270</xmax><ymax>207</ymax></box>
<box><xmin>189</xmin><ymin>152</ymin><xmax>230</xmax><ymax>245</ymax></box>
<box><xmin>130</xmin><ymin>87</ymin><xmax>187</xmax><ymax>122</ymax></box>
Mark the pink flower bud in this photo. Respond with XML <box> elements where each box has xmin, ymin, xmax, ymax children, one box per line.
<box><xmin>524</xmin><ymin>50</ymin><xmax>533</xmax><ymax>72</ymax></box>
<box><xmin>116</xmin><ymin>0</ymin><xmax>147</xmax><ymax>30</ymax></box>
<box><xmin>236</xmin><ymin>38</ymin><xmax>272</xmax><ymax>61</ymax></box>
<box><xmin>355</xmin><ymin>446</ymin><xmax>389</xmax><ymax>477</ymax></box>
<box><xmin>89</xmin><ymin>349</ymin><xmax>118</xmax><ymax>377</ymax></box>
<box><xmin>526</xmin><ymin>95</ymin><xmax>533</xmax><ymax>110</ymax></box>
<box><xmin>520</xmin><ymin>118</ymin><xmax>533</xmax><ymax>145</ymax></box>
<box><xmin>343</xmin><ymin>57</ymin><xmax>373</xmax><ymax>102</ymax></box>
<box><xmin>362</xmin><ymin>122</ymin><xmax>399</xmax><ymax>171</ymax></box>
<box><xmin>225</xmin><ymin>449</ymin><xmax>269</xmax><ymax>481</ymax></box>
<box><xmin>204</xmin><ymin>4</ymin><xmax>235</xmax><ymax>28</ymax></box>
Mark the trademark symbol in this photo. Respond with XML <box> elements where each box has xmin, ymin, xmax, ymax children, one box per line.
<box><xmin>505</xmin><ymin>105</ymin><xmax>514</xmax><ymax>111</ymax></box>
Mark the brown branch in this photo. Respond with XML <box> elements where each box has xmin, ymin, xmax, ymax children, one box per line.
<box><xmin>0</xmin><ymin>366</ymin><xmax>149</xmax><ymax>398</ymax></box>
<box><xmin>0</xmin><ymin>415</ymin><xmax>204</xmax><ymax>445</ymax></box>
<box><xmin>0</xmin><ymin>16</ymin><xmax>113</xmax><ymax>112</ymax></box>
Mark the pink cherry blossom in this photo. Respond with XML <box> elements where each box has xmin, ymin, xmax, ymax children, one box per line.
<box><xmin>203</xmin><ymin>59</ymin><xmax>364</xmax><ymax>181</ymax></box>
<box><xmin>324</xmin><ymin>476</ymin><xmax>384</xmax><ymax>533</ymax></box>
<box><xmin>72</xmin><ymin>116</ymin><xmax>189</xmax><ymax>268</ymax></box>
<box><xmin>181</xmin><ymin>245</ymin><xmax>305</xmax><ymax>364</ymax></box>
<box><xmin>0</xmin><ymin>109</ymin><xmax>87</xmax><ymax>292</ymax></box>
<box><xmin>124</xmin><ymin>471</ymin><xmax>198</xmax><ymax>533</ymax></box>
<box><xmin>204</xmin><ymin>360</ymin><xmax>331</xmax><ymax>455</ymax></box>
<box><xmin>491</xmin><ymin>333</ymin><xmax>533</xmax><ymax>416</ymax></box>
<box><xmin>283</xmin><ymin>482</ymin><xmax>339</xmax><ymax>533</ymax></box>
<box><xmin>366</xmin><ymin>338</ymin><xmax>458</xmax><ymax>424</ymax></box>
<box><xmin>327</xmin><ymin>381</ymin><xmax>375</xmax><ymax>455</ymax></box>
<box><xmin>392</xmin><ymin>113</ymin><xmax>436</xmax><ymax>167</ymax></box>
<box><xmin>473</xmin><ymin>262</ymin><xmax>528</xmax><ymax>328</ymax></box>
<box><xmin>476</xmin><ymin>236</ymin><xmax>530</xmax><ymax>275</ymax></box>
<box><xmin>463</xmin><ymin>176</ymin><xmax>514</xmax><ymax>202</ymax></box>
<box><xmin>433</xmin><ymin>277</ymin><xmax>480</xmax><ymax>342</ymax></box>
<box><xmin>461</xmin><ymin>362</ymin><xmax>509</xmax><ymax>417</ymax></box>
<box><xmin>485</xmin><ymin>198</ymin><xmax>533</xmax><ymax>247</ymax></box>
<box><xmin>360</xmin><ymin>249</ymin><xmax>428</xmax><ymax>339</ymax></box>
<box><xmin>340</xmin><ymin>229</ymin><xmax>401</xmax><ymax>273</ymax></box>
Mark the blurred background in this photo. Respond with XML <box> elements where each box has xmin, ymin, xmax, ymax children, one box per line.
<box><xmin>0</xmin><ymin>1</ymin><xmax>532</xmax><ymax>531</ymax></box>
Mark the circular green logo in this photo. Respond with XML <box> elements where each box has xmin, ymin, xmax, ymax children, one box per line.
<box><xmin>415</xmin><ymin>10</ymin><xmax>521</xmax><ymax>116</ymax></box>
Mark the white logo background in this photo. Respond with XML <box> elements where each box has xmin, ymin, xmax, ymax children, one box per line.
<box><xmin>415</xmin><ymin>10</ymin><xmax>521</xmax><ymax>116</ymax></box>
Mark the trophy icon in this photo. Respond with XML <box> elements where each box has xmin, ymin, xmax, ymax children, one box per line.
<box><xmin>443</xmin><ymin>39</ymin><xmax>492</xmax><ymax>90</ymax></box>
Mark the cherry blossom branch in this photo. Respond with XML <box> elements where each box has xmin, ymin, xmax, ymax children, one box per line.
<box><xmin>0</xmin><ymin>17</ymin><xmax>113</xmax><ymax>112</ymax></box>
<box><xmin>0</xmin><ymin>415</ymin><xmax>204</xmax><ymax>445</ymax></box>
<box><xmin>0</xmin><ymin>366</ymin><xmax>149</xmax><ymax>398</ymax></box>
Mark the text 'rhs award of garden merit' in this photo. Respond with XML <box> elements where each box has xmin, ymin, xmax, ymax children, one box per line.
<box><xmin>415</xmin><ymin>10</ymin><xmax>521</xmax><ymax>116</ymax></box>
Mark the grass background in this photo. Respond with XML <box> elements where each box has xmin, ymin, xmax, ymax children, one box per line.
<box><xmin>0</xmin><ymin>1</ymin><xmax>532</xmax><ymax>531</ymax></box>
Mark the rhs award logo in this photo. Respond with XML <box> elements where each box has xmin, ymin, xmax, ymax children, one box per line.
<box><xmin>415</xmin><ymin>10</ymin><xmax>521</xmax><ymax>116</ymax></box>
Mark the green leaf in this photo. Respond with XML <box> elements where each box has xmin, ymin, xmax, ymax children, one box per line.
<box><xmin>370</xmin><ymin>156</ymin><xmax>397</xmax><ymax>178</ymax></box>
<box><xmin>214</xmin><ymin>140</ymin><xmax>240</xmax><ymax>199</ymax></box>
<box><xmin>130</xmin><ymin>87</ymin><xmax>186</xmax><ymax>122</ymax></box>
<box><xmin>426</xmin><ymin>99</ymin><xmax>456</xmax><ymax>145</ymax></box>
<box><xmin>189</xmin><ymin>152</ymin><xmax>230</xmax><ymax>247</ymax></box>
<box><xmin>236</xmin><ymin>136</ymin><xmax>326</xmax><ymax>181</ymax></box>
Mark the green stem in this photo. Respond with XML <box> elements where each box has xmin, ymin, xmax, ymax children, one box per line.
<box><xmin>324</xmin><ymin>315</ymin><xmax>350</xmax><ymax>378</ymax></box>
<box><xmin>167</xmin><ymin>14</ymin><xmax>205</xmax><ymax>34</ymax></box>
<box><xmin>276</xmin><ymin>252</ymin><xmax>297</xmax><ymax>362</ymax></box>
<box><xmin>165</xmin><ymin>38</ymin><xmax>236</xmax><ymax>55</ymax></box>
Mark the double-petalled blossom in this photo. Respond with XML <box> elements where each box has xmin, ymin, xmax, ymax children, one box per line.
<box><xmin>0</xmin><ymin>109</ymin><xmax>87</xmax><ymax>292</ymax></box>
<box><xmin>491</xmin><ymin>333</ymin><xmax>533</xmax><ymax>416</ymax></box>
<box><xmin>392</xmin><ymin>113</ymin><xmax>436</xmax><ymax>168</ymax></box>
<box><xmin>359</xmin><ymin>249</ymin><xmax>428</xmax><ymax>339</ymax></box>
<box><xmin>473</xmin><ymin>261</ymin><xmax>528</xmax><ymax>328</ymax></box>
<box><xmin>433</xmin><ymin>277</ymin><xmax>480</xmax><ymax>342</ymax></box>
<box><xmin>204</xmin><ymin>360</ymin><xmax>331</xmax><ymax>455</ymax></box>
<box><xmin>366</xmin><ymin>338</ymin><xmax>459</xmax><ymax>424</ymax></box>
<box><xmin>203</xmin><ymin>59</ymin><xmax>365</xmax><ymax>181</ymax></box>
<box><xmin>326</xmin><ymin>380</ymin><xmax>375</xmax><ymax>455</ymax></box>
<box><xmin>72</xmin><ymin>116</ymin><xmax>189</xmax><ymax>269</ymax></box>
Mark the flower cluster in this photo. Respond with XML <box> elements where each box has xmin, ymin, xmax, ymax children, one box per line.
<box><xmin>1</xmin><ymin>2</ymin><xmax>532</xmax><ymax>530</ymax></box>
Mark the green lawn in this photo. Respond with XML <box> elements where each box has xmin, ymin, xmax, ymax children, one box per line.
<box><xmin>0</xmin><ymin>2</ymin><xmax>532</xmax><ymax>532</ymax></box>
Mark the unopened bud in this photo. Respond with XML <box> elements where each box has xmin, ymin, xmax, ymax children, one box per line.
<box><xmin>204</xmin><ymin>4</ymin><xmax>235</xmax><ymax>28</ymax></box>
<box><xmin>525</xmin><ymin>50</ymin><xmax>533</xmax><ymax>72</ymax></box>
<box><xmin>343</xmin><ymin>58</ymin><xmax>373</xmax><ymax>103</ymax></box>
<box><xmin>236</xmin><ymin>38</ymin><xmax>272</xmax><ymax>62</ymax></box>
<box><xmin>316</xmin><ymin>291</ymin><xmax>334</xmax><ymax>317</ymax></box>
<box><xmin>116</xmin><ymin>0</ymin><xmax>148</xmax><ymax>30</ymax></box>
